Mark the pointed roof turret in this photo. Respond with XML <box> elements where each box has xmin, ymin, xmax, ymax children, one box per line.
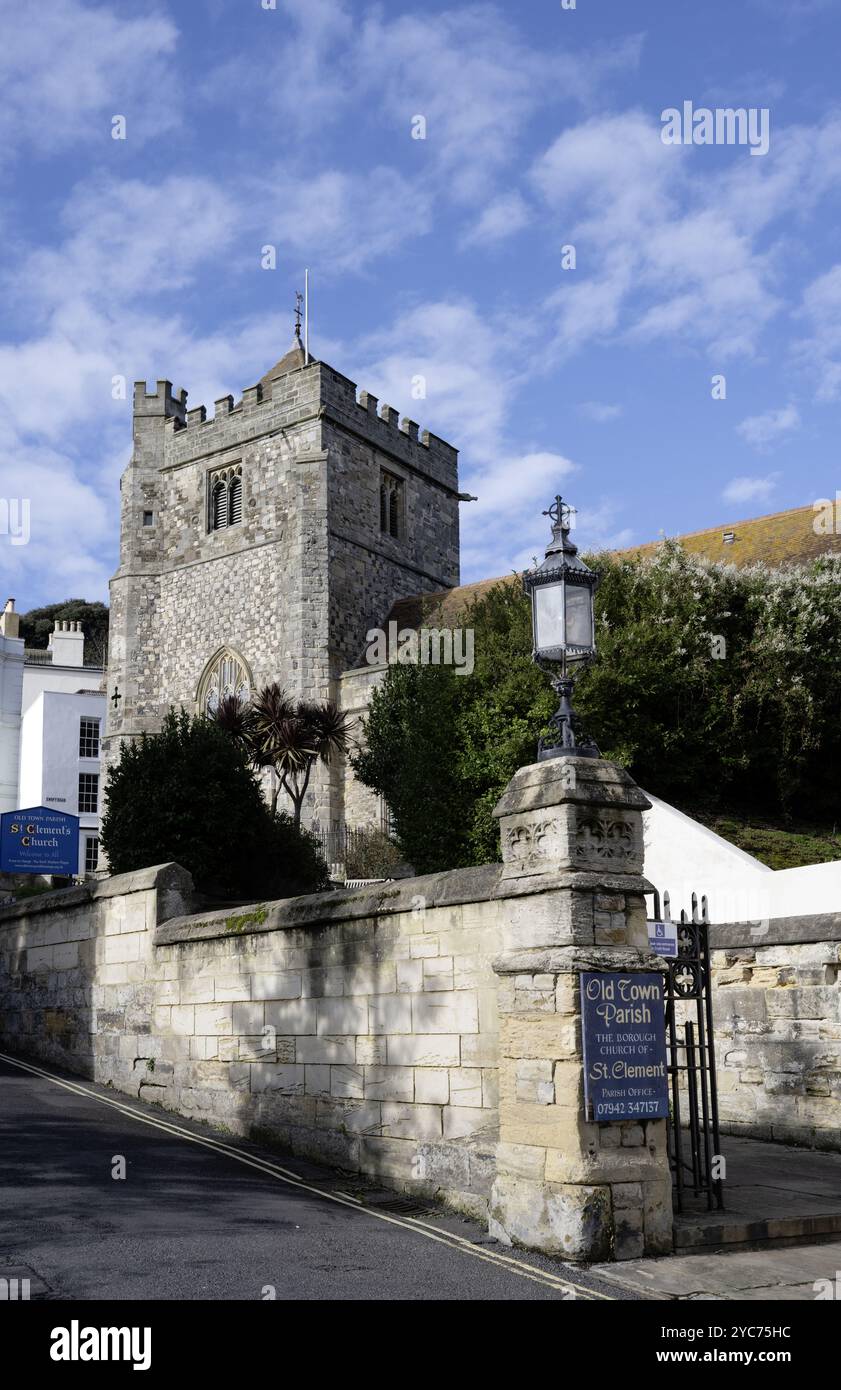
<box><xmin>259</xmin><ymin>326</ymin><xmax>309</xmax><ymax>394</ymax></box>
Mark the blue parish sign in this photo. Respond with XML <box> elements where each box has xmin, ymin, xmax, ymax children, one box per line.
<box><xmin>0</xmin><ymin>806</ymin><xmax>80</xmax><ymax>876</ymax></box>
<box><xmin>580</xmin><ymin>971</ymin><xmax>670</xmax><ymax>1122</ymax></box>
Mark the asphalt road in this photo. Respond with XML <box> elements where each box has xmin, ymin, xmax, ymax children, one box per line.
<box><xmin>0</xmin><ymin>1053</ymin><xmax>629</xmax><ymax>1302</ymax></box>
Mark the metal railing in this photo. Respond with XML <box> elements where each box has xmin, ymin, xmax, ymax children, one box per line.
<box><xmin>649</xmin><ymin>888</ymin><xmax>724</xmax><ymax>1214</ymax></box>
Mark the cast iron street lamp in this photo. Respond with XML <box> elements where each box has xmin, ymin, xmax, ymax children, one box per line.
<box><xmin>523</xmin><ymin>495</ymin><xmax>600</xmax><ymax>759</ymax></box>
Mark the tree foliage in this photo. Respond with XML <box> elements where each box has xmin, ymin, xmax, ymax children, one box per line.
<box><xmin>101</xmin><ymin>709</ymin><xmax>328</xmax><ymax>900</ymax></box>
<box><xmin>352</xmin><ymin>546</ymin><xmax>841</xmax><ymax>873</ymax></box>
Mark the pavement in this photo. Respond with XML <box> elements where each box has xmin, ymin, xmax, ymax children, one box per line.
<box><xmin>672</xmin><ymin>1133</ymin><xmax>841</xmax><ymax>1250</ymax></box>
<box><xmin>2</xmin><ymin>1052</ymin><xmax>839</xmax><ymax>1304</ymax></box>
<box><xmin>0</xmin><ymin>1053</ymin><xmax>625</xmax><ymax>1303</ymax></box>
<box><xmin>590</xmin><ymin>1241</ymin><xmax>841</xmax><ymax>1300</ymax></box>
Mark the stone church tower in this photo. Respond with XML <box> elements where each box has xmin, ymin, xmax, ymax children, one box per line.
<box><xmin>103</xmin><ymin>333</ymin><xmax>460</xmax><ymax>831</ymax></box>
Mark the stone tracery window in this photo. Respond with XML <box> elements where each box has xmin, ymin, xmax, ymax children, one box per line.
<box><xmin>380</xmin><ymin>470</ymin><xmax>404</xmax><ymax>539</ymax></box>
<box><xmin>196</xmin><ymin>647</ymin><xmax>253</xmax><ymax>716</ymax></box>
<box><xmin>208</xmin><ymin>464</ymin><xmax>243</xmax><ymax>532</ymax></box>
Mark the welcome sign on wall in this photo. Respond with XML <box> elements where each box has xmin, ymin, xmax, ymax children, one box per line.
<box><xmin>0</xmin><ymin>806</ymin><xmax>79</xmax><ymax>876</ymax></box>
<box><xmin>580</xmin><ymin>971</ymin><xmax>670</xmax><ymax>1122</ymax></box>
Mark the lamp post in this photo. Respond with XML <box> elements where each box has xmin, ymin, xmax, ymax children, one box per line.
<box><xmin>523</xmin><ymin>495</ymin><xmax>600</xmax><ymax>760</ymax></box>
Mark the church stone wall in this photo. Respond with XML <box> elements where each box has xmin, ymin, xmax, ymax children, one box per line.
<box><xmin>339</xmin><ymin>664</ymin><xmax>389</xmax><ymax>830</ymax></box>
<box><xmin>104</xmin><ymin>354</ymin><xmax>461</xmax><ymax>834</ymax></box>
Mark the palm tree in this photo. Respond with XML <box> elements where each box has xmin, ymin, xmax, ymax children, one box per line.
<box><xmin>214</xmin><ymin>684</ymin><xmax>351</xmax><ymax>829</ymax></box>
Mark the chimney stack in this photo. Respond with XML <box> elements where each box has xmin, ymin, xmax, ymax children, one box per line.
<box><xmin>0</xmin><ymin>598</ymin><xmax>20</xmax><ymax>639</ymax></box>
<box><xmin>48</xmin><ymin>619</ymin><xmax>85</xmax><ymax>668</ymax></box>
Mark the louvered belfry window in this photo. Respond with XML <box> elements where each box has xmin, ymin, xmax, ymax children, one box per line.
<box><xmin>228</xmin><ymin>474</ymin><xmax>242</xmax><ymax>526</ymax></box>
<box><xmin>212</xmin><ymin>479</ymin><xmax>227</xmax><ymax>530</ymax></box>
<box><xmin>208</xmin><ymin>464</ymin><xmax>243</xmax><ymax>532</ymax></box>
<box><xmin>380</xmin><ymin>470</ymin><xmax>404</xmax><ymax>540</ymax></box>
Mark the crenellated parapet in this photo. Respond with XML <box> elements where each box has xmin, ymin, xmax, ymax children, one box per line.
<box><xmin>132</xmin><ymin>379</ymin><xmax>188</xmax><ymax>421</ymax></box>
<box><xmin>149</xmin><ymin>355</ymin><xmax>459</xmax><ymax>490</ymax></box>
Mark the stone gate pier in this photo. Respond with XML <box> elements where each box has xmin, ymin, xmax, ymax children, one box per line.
<box><xmin>488</xmin><ymin>755</ymin><xmax>674</xmax><ymax>1261</ymax></box>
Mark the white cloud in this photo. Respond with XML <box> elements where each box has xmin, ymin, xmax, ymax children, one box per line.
<box><xmin>0</xmin><ymin>446</ymin><xmax>113</xmax><ymax>599</ymax></box>
<box><xmin>11</xmin><ymin>176</ymin><xmax>240</xmax><ymax>312</ymax></box>
<box><xmin>579</xmin><ymin>401</ymin><xmax>622</xmax><ymax>423</ymax></box>
<box><xmin>255</xmin><ymin>166</ymin><xmax>432</xmax><ymax>275</ymax></box>
<box><xmin>353</xmin><ymin>298</ymin><xmax>526</xmax><ymax>462</ymax></box>
<box><xmin>207</xmin><ymin>3</ymin><xmax>641</xmax><ymax>221</ymax></box>
<box><xmin>531</xmin><ymin>111</ymin><xmax>841</xmax><ymax>362</ymax></box>
<box><xmin>0</xmin><ymin>0</ymin><xmax>180</xmax><ymax>159</ymax></box>
<box><xmin>722</xmin><ymin>474</ymin><xmax>780</xmax><ymax>505</ymax></box>
<box><xmin>460</xmin><ymin>192</ymin><xmax>531</xmax><ymax>249</ymax></box>
<box><xmin>794</xmin><ymin>264</ymin><xmax>841</xmax><ymax>401</ymax></box>
<box><xmin>736</xmin><ymin>405</ymin><xmax>800</xmax><ymax>450</ymax></box>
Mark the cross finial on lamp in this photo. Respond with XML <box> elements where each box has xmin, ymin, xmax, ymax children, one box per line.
<box><xmin>543</xmin><ymin>495</ymin><xmax>574</xmax><ymax>538</ymax></box>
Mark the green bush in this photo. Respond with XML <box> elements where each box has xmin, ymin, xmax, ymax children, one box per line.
<box><xmin>352</xmin><ymin>546</ymin><xmax>841</xmax><ymax>873</ymax></box>
<box><xmin>343</xmin><ymin>827</ymin><xmax>404</xmax><ymax>880</ymax></box>
<box><xmin>101</xmin><ymin>709</ymin><xmax>328</xmax><ymax>900</ymax></box>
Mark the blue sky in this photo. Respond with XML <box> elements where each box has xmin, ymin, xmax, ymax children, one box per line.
<box><xmin>2</xmin><ymin>0</ymin><xmax>841</xmax><ymax>606</ymax></box>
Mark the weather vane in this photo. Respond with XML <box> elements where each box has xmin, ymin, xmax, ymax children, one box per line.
<box><xmin>295</xmin><ymin>290</ymin><xmax>304</xmax><ymax>341</ymax></box>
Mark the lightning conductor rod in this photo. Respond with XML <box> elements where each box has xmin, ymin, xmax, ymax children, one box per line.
<box><xmin>305</xmin><ymin>268</ymin><xmax>310</xmax><ymax>365</ymax></box>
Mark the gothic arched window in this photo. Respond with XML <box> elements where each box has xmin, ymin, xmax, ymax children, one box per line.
<box><xmin>196</xmin><ymin>646</ymin><xmax>254</xmax><ymax>716</ymax></box>
<box><xmin>208</xmin><ymin>464</ymin><xmax>243</xmax><ymax>532</ymax></box>
<box><xmin>380</xmin><ymin>470</ymin><xmax>403</xmax><ymax>540</ymax></box>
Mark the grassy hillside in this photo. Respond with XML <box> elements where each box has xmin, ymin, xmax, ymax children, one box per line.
<box><xmin>691</xmin><ymin>812</ymin><xmax>841</xmax><ymax>870</ymax></box>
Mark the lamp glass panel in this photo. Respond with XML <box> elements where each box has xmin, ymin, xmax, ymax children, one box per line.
<box><xmin>564</xmin><ymin>584</ymin><xmax>593</xmax><ymax>650</ymax></box>
<box><xmin>534</xmin><ymin>581</ymin><xmax>565</xmax><ymax>651</ymax></box>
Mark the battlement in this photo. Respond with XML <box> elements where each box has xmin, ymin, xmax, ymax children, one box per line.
<box><xmin>355</xmin><ymin>388</ymin><xmax>455</xmax><ymax>464</ymax></box>
<box><xmin>146</xmin><ymin>355</ymin><xmax>458</xmax><ymax>487</ymax></box>
<box><xmin>320</xmin><ymin>364</ymin><xmax>459</xmax><ymax>483</ymax></box>
<box><xmin>133</xmin><ymin>380</ymin><xmax>188</xmax><ymax>421</ymax></box>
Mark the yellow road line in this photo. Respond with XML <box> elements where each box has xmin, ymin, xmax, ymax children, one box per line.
<box><xmin>0</xmin><ymin>1051</ymin><xmax>615</xmax><ymax>1300</ymax></box>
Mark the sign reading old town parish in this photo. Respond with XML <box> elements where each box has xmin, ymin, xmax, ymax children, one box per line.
<box><xmin>0</xmin><ymin>806</ymin><xmax>79</xmax><ymax>876</ymax></box>
<box><xmin>580</xmin><ymin>971</ymin><xmax>670</xmax><ymax>1122</ymax></box>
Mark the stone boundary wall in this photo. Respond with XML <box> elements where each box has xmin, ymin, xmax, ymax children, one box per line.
<box><xmin>0</xmin><ymin>862</ymin><xmax>504</xmax><ymax>1216</ymax></box>
<box><xmin>3</xmin><ymin>849</ymin><xmax>838</xmax><ymax>1242</ymax></box>
<box><xmin>0</xmin><ymin>755</ymin><xmax>733</xmax><ymax>1262</ymax></box>
<box><xmin>710</xmin><ymin>916</ymin><xmax>841</xmax><ymax>1152</ymax></box>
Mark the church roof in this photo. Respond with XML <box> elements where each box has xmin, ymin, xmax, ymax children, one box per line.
<box><xmin>259</xmin><ymin>333</ymin><xmax>310</xmax><ymax>395</ymax></box>
<box><xmin>383</xmin><ymin>503</ymin><xmax>841</xmax><ymax>634</ymax></box>
<box><xmin>616</xmin><ymin>503</ymin><xmax>838</xmax><ymax>569</ymax></box>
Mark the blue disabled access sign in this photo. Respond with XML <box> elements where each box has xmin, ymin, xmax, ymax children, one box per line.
<box><xmin>580</xmin><ymin>971</ymin><xmax>670</xmax><ymax>1123</ymax></box>
<box><xmin>0</xmin><ymin>806</ymin><xmax>80</xmax><ymax>876</ymax></box>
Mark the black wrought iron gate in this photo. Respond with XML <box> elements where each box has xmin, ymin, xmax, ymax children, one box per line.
<box><xmin>648</xmin><ymin>889</ymin><xmax>724</xmax><ymax>1213</ymax></box>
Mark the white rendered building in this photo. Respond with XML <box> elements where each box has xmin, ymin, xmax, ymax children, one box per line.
<box><xmin>0</xmin><ymin>603</ymin><xmax>105</xmax><ymax>877</ymax></box>
<box><xmin>0</xmin><ymin>601</ymin><xmax>24</xmax><ymax>814</ymax></box>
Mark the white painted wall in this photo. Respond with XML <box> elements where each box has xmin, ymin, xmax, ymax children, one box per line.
<box><xmin>22</xmin><ymin>662</ymin><xmax>103</xmax><ymax>714</ymax></box>
<box><xmin>643</xmin><ymin>791</ymin><xmax>841</xmax><ymax>924</ymax></box>
<box><xmin>0</xmin><ymin>633</ymin><xmax>24</xmax><ymax>815</ymax></box>
<box><xmin>18</xmin><ymin>690</ymin><xmax>105</xmax><ymax>876</ymax></box>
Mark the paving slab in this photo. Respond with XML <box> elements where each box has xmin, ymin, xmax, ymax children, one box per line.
<box><xmin>590</xmin><ymin>1239</ymin><xmax>841</xmax><ymax>1300</ymax></box>
<box><xmin>673</xmin><ymin>1133</ymin><xmax>841</xmax><ymax>1248</ymax></box>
